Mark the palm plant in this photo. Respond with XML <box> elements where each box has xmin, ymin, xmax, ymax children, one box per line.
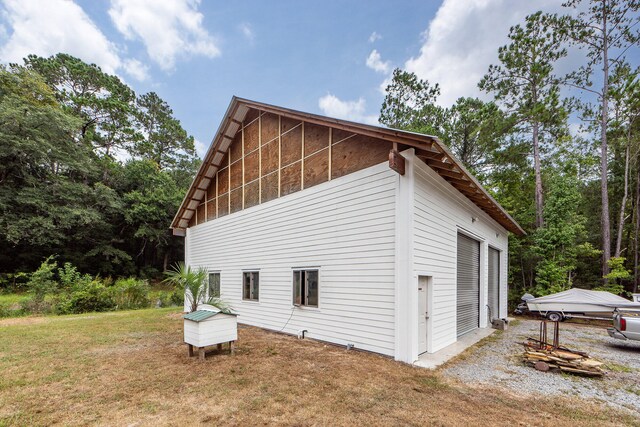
<box><xmin>163</xmin><ymin>263</ymin><xmax>232</xmax><ymax>313</ymax></box>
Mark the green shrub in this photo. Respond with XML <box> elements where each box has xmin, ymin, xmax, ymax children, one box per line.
<box><xmin>58</xmin><ymin>262</ymin><xmax>93</xmax><ymax>290</ymax></box>
<box><xmin>150</xmin><ymin>290</ymin><xmax>183</xmax><ymax>307</ymax></box>
<box><xmin>21</xmin><ymin>297</ymin><xmax>53</xmax><ymax>315</ymax></box>
<box><xmin>0</xmin><ymin>272</ymin><xmax>30</xmax><ymax>293</ymax></box>
<box><xmin>170</xmin><ymin>290</ymin><xmax>184</xmax><ymax>306</ymax></box>
<box><xmin>27</xmin><ymin>256</ymin><xmax>58</xmax><ymax>303</ymax></box>
<box><xmin>109</xmin><ymin>278</ymin><xmax>150</xmax><ymax>310</ymax></box>
<box><xmin>0</xmin><ymin>302</ymin><xmax>28</xmax><ymax>318</ymax></box>
<box><xmin>55</xmin><ymin>280</ymin><xmax>115</xmax><ymax>314</ymax></box>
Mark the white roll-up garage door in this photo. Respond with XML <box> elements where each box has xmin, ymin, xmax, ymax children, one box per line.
<box><xmin>488</xmin><ymin>247</ymin><xmax>500</xmax><ymax>321</ymax></box>
<box><xmin>457</xmin><ymin>233</ymin><xmax>480</xmax><ymax>337</ymax></box>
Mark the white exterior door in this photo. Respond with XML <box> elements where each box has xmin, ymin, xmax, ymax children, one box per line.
<box><xmin>418</xmin><ymin>276</ymin><xmax>429</xmax><ymax>354</ymax></box>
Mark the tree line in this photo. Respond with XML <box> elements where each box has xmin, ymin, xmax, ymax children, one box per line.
<box><xmin>0</xmin><ymin>53</ymin><xmax>199</xmax><ymax>280</ymax></box>
<box><xmin>380</xmin><ymin>0</ymin><xmax>640</xmax><ymax>302</ymax></box>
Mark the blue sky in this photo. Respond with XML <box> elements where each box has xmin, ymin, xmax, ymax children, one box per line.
<box><xmin>1</xmin><ymin>0</ymin><xmax>571</xmax><ymax>157</ymax></box>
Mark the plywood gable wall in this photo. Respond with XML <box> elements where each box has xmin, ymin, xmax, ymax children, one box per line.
<box><xmin>189</xmin><ymin>108</ymin><xmax>390</xmax><ymax>227</ymax></box>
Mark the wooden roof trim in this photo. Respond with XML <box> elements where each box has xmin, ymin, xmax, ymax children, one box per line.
<box><xmin>170</xmin><ymin>100</ymin><xmax>244</xmax><ymax>229</ymax></box>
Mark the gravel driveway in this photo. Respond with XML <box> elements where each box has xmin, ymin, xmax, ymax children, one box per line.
<box><xmin>442</xmin><ymin>318</ymin><xmax>640</xmax><ymax>415</ymax></box>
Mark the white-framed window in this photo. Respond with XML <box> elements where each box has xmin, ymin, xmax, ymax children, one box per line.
<box><xmin>243</xmin><ymin>271</ymin><xmax>259</xmax><ymax>301</ymax></box>
<box><xmin>208</xmin><ymin>272</ymin><xmax>220</xmax><ymax>298</ymax></box>
<box><xmin>293</xmin><ymin>269</ymin><xmax>319</xmax><ymax>307</ymax></box>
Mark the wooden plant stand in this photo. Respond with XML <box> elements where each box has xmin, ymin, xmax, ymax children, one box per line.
<box><xmin>188</xmin><ymin>341</ymin><xmax>236</xmax><ymax>360</ymax></box>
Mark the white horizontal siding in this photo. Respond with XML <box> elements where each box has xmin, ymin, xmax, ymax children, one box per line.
<box><xmin>412</xmin><ymin>158</ymin><xmax>509</xmax><ymax>353</ymax></box>
<box><xmin>184</xmin><ymin>316</ymin><xmax>238</xmax><ymax>347</ymax></box>
<box><xmin>186</xmin><ymin>162</ymin><xmax>397</xmax><ymax>356</ymax></box>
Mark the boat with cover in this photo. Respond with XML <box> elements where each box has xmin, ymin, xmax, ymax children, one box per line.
<box><xmin>525</xmin><ymin>288</ymin><xmax>640</xmax><ymax>321</ymax></box>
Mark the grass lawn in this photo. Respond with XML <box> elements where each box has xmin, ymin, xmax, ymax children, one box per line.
<box><xmin>0</xmin><ymin>309</ymin><xmax>635</xmax><ymax>426</ymax></box>
<box><xmin>0</xmin><ymin>294</ymin><xmax>29</xmax><ymax>306</ymax></box>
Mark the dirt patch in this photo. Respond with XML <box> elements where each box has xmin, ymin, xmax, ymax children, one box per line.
<box><xmin>0</xmin><ymin>316</ymin><xmax>49</xmax><ymax>327</ymax></box>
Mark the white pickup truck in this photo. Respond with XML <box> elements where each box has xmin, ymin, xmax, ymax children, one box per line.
<box><xmin>607</xmin><ymin>308</ymin><xmax>640</xmax><ymax>341</ymax></box>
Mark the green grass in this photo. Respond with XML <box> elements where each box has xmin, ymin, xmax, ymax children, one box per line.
<box><xmin>0</xmin><ymin>293</ymin><xmax>29</xmax><ymax>305</ymax></box>
<box><xmin>604</xmin><ymin>362</ymin><xmax>636</xmax><ymax>373</ymax></box>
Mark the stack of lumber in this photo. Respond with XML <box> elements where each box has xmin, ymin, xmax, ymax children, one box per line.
<box><xmin>522</xmin><ymin>340</ymin><xmax>605</xmax><ymax>377</ymax></box>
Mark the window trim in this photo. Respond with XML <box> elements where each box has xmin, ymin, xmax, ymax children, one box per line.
<box><xmin>292</xmin><ymin>268</ymin><xmax>320</xmax><ymax>308</ymax></box>
<box><xmin>208</xmin><ymin>271</ymin><xmax>221</xmax><ymax>299</ymax></box>
<box><xmin>242</xmin><ymin>270</ymin><xmax>260</xmax><ymax>302</ymax></box>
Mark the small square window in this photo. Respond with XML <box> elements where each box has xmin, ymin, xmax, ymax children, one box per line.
<box><xmin>293</xmin><ymin>269</ymin><xmax>318</xmax><ymax>307</ymax></box>
<box><xmin>208</xmin><ymin>272</ymin><xmax>220</xmax><ymax>298</ymax></box>
<box><xmin>243</xmin><ymin>271</ymin><xmax>259</xmax><ymax>301</ymax></box>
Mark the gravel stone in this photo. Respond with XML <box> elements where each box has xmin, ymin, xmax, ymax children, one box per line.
<box><xmin>442</xmin><ymin>318</ymin><xmax>640</xmax><ymax>415</ymax></box>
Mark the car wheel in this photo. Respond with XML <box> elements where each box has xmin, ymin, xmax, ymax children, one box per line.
<box><xmin>547</xmin><ymin>312</ymin><xmax>563</xmax><ymax>322</ymax></box>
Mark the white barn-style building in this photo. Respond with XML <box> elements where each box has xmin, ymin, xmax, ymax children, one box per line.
<box><xmin>172</xmin><ymin>97</ymin><xmax>524</xmax><ymax>364</ymax></box>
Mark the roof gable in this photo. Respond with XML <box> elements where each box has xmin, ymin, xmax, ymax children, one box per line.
<box><xmin>172</xmin><ymin>97</ymin><xmax>525</xmax><ymax>236</ymax></box>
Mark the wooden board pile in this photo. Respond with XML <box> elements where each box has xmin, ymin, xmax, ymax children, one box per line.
<box><xmin>522</xmin><ymin>339</ymin><xmax>605</xmax><ymax>377</ymax></box>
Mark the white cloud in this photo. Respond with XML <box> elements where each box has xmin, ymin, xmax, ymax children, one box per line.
<box><xmin>0</xmin><ymin>0</ymin><xmax>121</xmax><ymax>73</ymax></box>
<box><xmin>122</xmin><ymin>58</ymin><xmax>149</xmax><ymax>81</ymax></box>
<box><xmin>0</xmin><ymin>22</ymin><xmax>8</xmax><ymax>41</ymax></box>
<box><xmin>368</xmin><ymin>31</ymin><xmax>382</xmax><ymax>43</ymax></box>
<box><xmin>405</xmin><ymin>0</ymin><xmax>562</xmax><ymax>106</ymax></box>
<box><xmin>318</xmin><ymin>94</ymin><xmax>378</xmax><ymax>125</ymax></box>
<box><xmin>108</xmin><ymin>0</ymin><xmax>220</xmax><ymax>71</ymax></box>
<box><xmin>194</xmin><ymin>138</ymin><xmax>208</xmax><ymax>158</ymax></box>
<box><xmin>378</xmin><ymin>74</ymin><xmax>394</xmax><ymax>95</ymax></box>
<box><xmin>239</xmin><ymin>22</ymin><xmax>254</xmax><ymax>42</ymax></box>
<box><xmin>569</xmin><ymin>122</ymin><xmax>592</xmax><ymax>140</ymax></box>
<box><xmin>366</xmin><ymin>49</ymin><xmax>391</xmax><ymax>74</ymax></box>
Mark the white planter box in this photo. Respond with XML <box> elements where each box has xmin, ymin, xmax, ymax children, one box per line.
<box><xmin>183</xmin><ymin>310</ymin><xmax>238</xmax><ymax>348</ymax></box>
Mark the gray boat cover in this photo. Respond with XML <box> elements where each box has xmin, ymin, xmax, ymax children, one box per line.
<box><xmin>529</xmin><ymin>288</ymin><xmax>640</xmax><ymax>308</ymax></box>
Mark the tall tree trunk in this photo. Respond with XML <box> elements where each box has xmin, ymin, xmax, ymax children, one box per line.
<box><xmin>615</xmin><ymin>142</ymin><xmax>630</xmax><ymax>257</ymax></box>
<box><xmin>163</xmin><ymin>251</ymin><xmax>169</xmax><ymax>272</ymax></box>
<box><xmin>533</xmin><ymin>121</ymin><xmax>544</xmax><ymax>228</ymax></box>
<box><xmin>600</xmin><ymin>8</ymin><xmax>611</xmax><ymax>279</ymax></box>
<box><xmin>635</xmin><ymin>155</ymin><xmax>640</xmax><ymax>293</ymax></box>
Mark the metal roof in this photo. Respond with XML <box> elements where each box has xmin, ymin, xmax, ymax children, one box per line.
<box><xmin>183</xmin><ymin>310</ymin><xmax>220</xmax><ymax>322</ymax></box>
<box><xmin>171</xmin><ymin>97</ymin><xmax>525</xmax><ymax>236</ymax></box>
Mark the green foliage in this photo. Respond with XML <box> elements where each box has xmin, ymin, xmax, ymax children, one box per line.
<box><xmin>24</xmin><ymin>53</ymin><xmax>137</xmax><ymax>156</ymax></box>
<box><xmin>58</xmin><ymin>262</ymin><xmax>92</xmax><ymax>290</ymax></box>
<box><xmin>604</xmin><ymin>257</ymin><xmax>631</xmax><ymax>281</ymax></box>
<box><xmin>54</xmin><ymin>280</ymin><xmax>114</xmax><ymax>315</ymax></box>
<box><xmin>441</xmin><ymin>97</ymin><xmax>507</xmax><ymax>175</ymax></box>
<box><xmin>27</xmin><ymin>256</ymin><xmax>59</xmax><ymax>301</ymax></box>
<box><xmin>163</xmin><ymin>262</ymin><xmax>207</xmax><ymax>313</ymax></box>
<box><xmin>121</xmin><ymin>160</ymin><xmax>184</xmax><ymax>263</ymax></box>
<box><xmin>170</xmin><ymin>290</ymin><xmax>184</xmax><ymax>306</ymax></box>
<box><xmin>479</xmin><ymin>12</ymin><xmax>568</xmax><ymax>135</ymax></box>
<box><xmin>530</xmin><ymin>171</ymin><xmax>598</xmax><ymax>295</ymax></box>
<box><xmin>163</xmin><ymin>263</ymin><xmax>232</xmax><ymax>313</ymax></box>
<box><xmin>109</xmin><ymin>278</ymin><xmax>151</xmax><ymax>310</ymax></box>
<box><xmin>380</xmin><ymin>71</ymin><xmax>506</xmax><ymax>174</ymax></box>
<box><xmin>598</xmin><ymin>257</ymin><xmax>631</xmax><ymax>295</ymax></box>
<box><xmin>0</xmin><ymin>272</ymin><xmax>30</xmax><ymax>293</ymax></box>
<box><xmin>0</xmin><ymin>55</ymin><xmax>196</xmax><ymax>277</ymax></box>
<box><xmin>379</xmin><ymin>68</ymin><xmax>444</xmax><ymax>134</ymax></box>
<box><xmin>133</xmin><ymin>92</ymin><xmax>197</xmax><ymax>170</ymax></box>
<box><xmin>0</xmin><ymin>65</ymin><xmax>97</xmax><ymax>259</ymax></box>
<box><xmin>2</xmin><ymin>260</ymin><xmax>165</xmax><ymax>317</ymax></box>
